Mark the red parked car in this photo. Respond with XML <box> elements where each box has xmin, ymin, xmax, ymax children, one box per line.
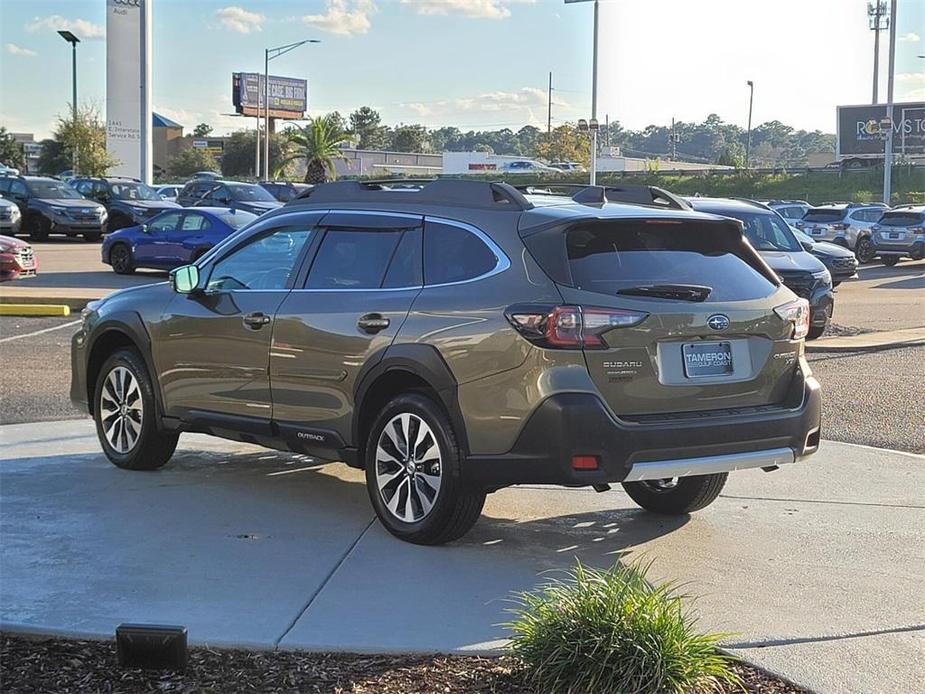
<box><xmin>0</xmin><ymin>235</ymin><xmax>37</xmax><ymax>281</ymax></box>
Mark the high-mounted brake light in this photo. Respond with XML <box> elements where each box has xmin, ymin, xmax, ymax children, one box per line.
<box><xmin>774</xmin><ymin>298</ymin><xmax>810</xmax><ymax>340</ymax></box>
<box><xmin>506</xmin><ymin>304</ymin><xmax>648</xmax><ymax>349</ymax></box>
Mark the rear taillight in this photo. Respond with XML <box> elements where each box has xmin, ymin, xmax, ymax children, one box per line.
<box><xmin>774</xmin><ymin>298</ymin><xmax>810</xmax><ymax>340</ymax></box>
<box><xmin>910</xmin><ymin>226</ymin><xmax>925</xmax><ymax>234</ymax></box>
<box><xmin>831</xmin><ymin>223</ymin><xmax>848</xmax><ymax>231</ymax></box>
<box><xmin>506</xmin><ymin>304</ymin><xmax>648</xmax><ymax>350</ymax></box>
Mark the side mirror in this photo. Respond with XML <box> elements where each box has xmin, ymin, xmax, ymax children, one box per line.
<box><xmin>801</xmin><ymin>241</ymin><xmax>813</xmax><ymax>252</ymax></box>
<box><xmin>170</xmin><ymin>264</ymin><xmax>200</xmax><ymax>294</ymax></box>
<box><xmin>139</xmin><ymin>224</ymin><xmax>149</xmax><ymax>234</ymax></box>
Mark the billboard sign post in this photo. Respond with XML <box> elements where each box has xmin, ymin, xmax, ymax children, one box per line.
<box><xmin>106</xmin><ymin>0</ymin><xmax>152</xmax><ymax>183</ymax></box>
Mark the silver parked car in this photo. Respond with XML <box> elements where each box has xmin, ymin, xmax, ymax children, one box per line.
<box><xmin>871</xmin><ymin>206</ymin><xmax>925</xmax><ymax>266</ymax></box>
<box><xmin>797</xmin><ymin>204</ymin><xmax>885</xmax><ymax>261</ymax></box>
<box><xmin>767</xmin><ymin>200</ymin><xmax>810</xmax><ymax>229</ymax></box>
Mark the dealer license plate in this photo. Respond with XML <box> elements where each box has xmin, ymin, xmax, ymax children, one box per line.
<box><xmin>683</xmin><ymin>342</ymin><xmax>733</xmax><ymax>378</ymax></box>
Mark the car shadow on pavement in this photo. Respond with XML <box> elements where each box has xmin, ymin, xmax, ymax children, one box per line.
<box><xmin>22</xmin><ymin>271</ymin><xmax>165</xmax><ymax>289</ymax></box>
<box><xmin>872</xmin><ymin>275</ymin><xmax>925</xmax><ymax>290</ymax></box>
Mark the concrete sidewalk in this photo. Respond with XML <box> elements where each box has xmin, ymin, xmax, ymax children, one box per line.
<box><xmin>1</xmin><ymin>420</ymin><xmax>923</xmax><ymax>693</ymax></box>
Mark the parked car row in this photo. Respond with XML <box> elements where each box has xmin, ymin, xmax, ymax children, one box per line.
<box><xmin>767</xmin><ymin>199</ymin><xmax>923</xmax><ymax>266</ymax></box>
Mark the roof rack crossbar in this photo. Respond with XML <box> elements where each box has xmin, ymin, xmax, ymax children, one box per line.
<box><xmin>290</xmin><ymin>178</ymin><xmax>533</xmax><ymax>211</ymax></box>
<box><xmin>513</xmin><ymin>183</ymin><xmax>691</xmax><ymax>211</ymax></box>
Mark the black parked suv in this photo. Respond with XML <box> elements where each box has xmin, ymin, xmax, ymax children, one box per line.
<box><xmin>0</xmin><ymin>174</ymin><xmax>107</xmax><ymax>241</ymax></box>
<box><xmin>72</xmin><ymin>177</ymin><xmax>181</xmax><ymax>232</ymax></box>
<box><xmin>191</xmin><ymin>181</ymin><xmax>283</xmax><ymax>216</ymax></box>
<box><xmin>688</xmin><ymin>198</ymin><xmax>835</xmax><ymax>340</ymax></box>
<box><xmin>259</xmin><ymin>180</ymin><xmax>313</xmax><ymax>203</ymax></box>
<box><xmin>71</xmin><ymin>181</ymin><xmax>821</xmax><ymax>545</ymax></box>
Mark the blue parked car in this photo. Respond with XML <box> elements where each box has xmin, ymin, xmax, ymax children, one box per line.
<box><xmin>101</xmin><ymin>206</ymin><xmax>257</xmax><ymax>274</ymax></box>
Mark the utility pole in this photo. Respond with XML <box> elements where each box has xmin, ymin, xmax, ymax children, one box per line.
<box><xmin>58</xmin><ymin>31</ymin><xmax>80</xmax><ymax>174</ymax></box>
<box><xmin>670</xmin><ymin>117</ymin><xmax>677</xmax><ymax>161</ymax></box>
<box><xmin>868</xmin><ymin>1</ymin><xmax>888</xmax><ymax>103</ymax></box>
<box><xmin>565</xmin><ymin>0</ymin><xmax>600</xmax><ymax>184</ymax></box>
<box><xmin>547</xmin><ymin>72</ymin><xmax>553</xmax><ymax>140</ymax></box>
<box><xmin>882</xmin><ymin>0</ymin><xmax>897</xmax><ymax>204</ymax></box>
<box><xmin>745</xmin><ymin>81</ymin><xmax>754</xmax><ymax>169</ymax></box>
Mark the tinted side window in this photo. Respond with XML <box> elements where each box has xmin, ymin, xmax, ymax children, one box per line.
<box><xmin>424</xmin><ymin>221</ymin><xmax>498</xmax><ymax>285</ymax></box>
<box><xmin>383</xmin><ymin>228</ymin><xmax>423</xmax><ymax>288</ymax></box>
<box><xmin>306</xmin><ymin>229</ymin><xmax>403</xmax><ymax>290</ymax></box>
<box><xmin>208</xmin><ymin>226</ymin><xmax>312</xmax><ymax>291</ymax></box>
<box><xmin>149</xmin><ymin>212</ymin><xmax>183</xmax><ymax>232</ymax></box>
<box><xmin>0</xmin><ymin>179</ymin><xmax>10</xmax><ymax>193</ymax></box>
<box><xmin>10</xmin><ymin>181</ymin><xmax>28</xmax><ymax>197</ymax></box>
<box><xmin>180</xmin><ymin>213</ymin><xmax>211</xmax><ymax>232</ymax></box>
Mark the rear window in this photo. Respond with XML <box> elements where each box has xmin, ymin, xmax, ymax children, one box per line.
<box><xmin>879</xmin><ymin>212</ymin><xmax>924</xmax><ymax>227</ymax></box>
<box><xmin>803</xmin><ymin>209</ymin><xmax>846</xmax><ymax>223</ymax></box>
<box><xmin>564</xmin><ymin>221</ymin><xmax>777</xmax><ymax>302</ymax></box>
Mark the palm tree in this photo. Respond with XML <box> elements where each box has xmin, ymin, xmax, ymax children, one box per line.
<box><xmin>282</xmin><ymin>114</ymin><xmax>352</xmax><ymax>184</ymax></box>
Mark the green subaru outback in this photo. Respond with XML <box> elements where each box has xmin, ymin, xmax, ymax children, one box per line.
<box><xmin>71</xmin><ymin>180</ymin><xmax>821</xmax><ymax>545</ymax></box>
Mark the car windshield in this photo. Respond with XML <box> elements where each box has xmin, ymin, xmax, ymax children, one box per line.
<box><xmin>216</xmin><ymin>210</ymin><xmax>258</xmax><ymax>229</ymax></box>
<box><xmin>803</xmin><ymin>209</ymin><xmax>846</xmax><ymax>223</ymax></box>
<box><xmin>29</xmin><ymin>180</ymin><xmax>83</xmax><ymax>199</ymax></box>
<box><xmin>707</xmin><ymin>209</ymin><xmax>803</xmax><ymax>252</ymax></box>
<box><xmin>228</xmin><ymin>184</ymin><xmax>276</xmax><ymax>202</ymax></box>
<box><xmin>110</xmin><ymin>182</ymin><xmax>160</xmax><ymax>201</ymax></box>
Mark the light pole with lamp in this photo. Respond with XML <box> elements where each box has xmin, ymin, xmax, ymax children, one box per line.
<box><xmin>58</xmin><ymin>30</ymin><xmax>80</xmax><ymax>174</ymax></box>
<box><xmin>263</xmin><ymin>39</ymin><xmax>320</xmax><ymax>181</ymax></box>
<box><xmin>745</xmin><ymin>80</ymin><xmax>754</xmax><ymax>170</ymax></box>
<box><xmin>565</xmin><ymin>0</ymin><xmax>599</xmax><ymax>185</ymax></box>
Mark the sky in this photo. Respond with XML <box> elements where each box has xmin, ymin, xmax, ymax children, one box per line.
<box><xmin>1</xmin><ymin>0</ymin><xmax>923</xmax><ymax>141</ymax></box>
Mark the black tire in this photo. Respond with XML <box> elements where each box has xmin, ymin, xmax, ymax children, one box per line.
<box><xmin>83</xmin><ymin>231</ymin><xmax>102</xmax><ymax>243</ymax></box>
<box><xmin>109</xmin><ymin>242</ymin><xmax>135</xmax><ymax>274</ymax></box>
<box><xmin>807</xmin><ymin>323</ymin><xmax>826</xmax><ymax>340</ymax></box>
<box><xmin>29</xmin><ymin>215</ymin><xmax>50</xmax><ymax>242</ymax></box>
<box><xmin>855</xmin><ymin>236</ymin><xmax>876</xmax><ymax>263</ymax></box>
<box><xmin>622</xmin><ymin>473</ymin><xmax>727</xmax><ymax>515</ymax></box>
<box><xmin>832</xmin><ymin>281</ymin><xmax>841</xmax><ymax>288</ymax></box>
<box><xmin>364</xmin><ymin>393</ymin><xmax>485</xmax><ymax>545</ymax></box>
<box><xmin>93</xmin><ymin>348</ymin><xmax>178</xmax><ymax>471</ymax></box>
<box><xmin>882</xmin><ymin>255</ymin><xmax>900</xmax><ymax>267</ymax></box>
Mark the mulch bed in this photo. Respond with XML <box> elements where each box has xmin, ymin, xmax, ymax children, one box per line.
<box><xmin>1</xmin><ymin>634</ymin><xmax>808</xmax><ymax>693</ymax></box>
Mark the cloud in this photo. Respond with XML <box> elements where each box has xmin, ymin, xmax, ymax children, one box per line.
<box><xmin>401</xmin><ymin>87</ymin><xmax>568</xmax><ymax>126</ymax></box>
<box><xmin>215</xmin><ymin>6</ymin><xmax>265</xmax><ymax>34</ymax></box>
<box><xmin>26</xmin><ymin>15</ymin><xmax>104</xmax><ymax>40</ymax></box>
<box><xmin>302</xmin><ymin>0</ymin><xmax>376</xmax><ymax>36</ymax></box>
<box><xmin>6</xmin><ymin>43</ymin><xmax>37</xmax><ymax>57</ymax></box>
<box><xmin>897</xmin><ymin>32</ymin><xmax>920</xmax><ymax>43</ymax></box>
<box><xmin>401</xmin><ymin>0</ymin><xmax>534</xmax><ymax>20</ymax></box>
<box><xmin>896</xmin><ymin>72</ymin><xmax>925</xmax><ymax>100</ymax></box>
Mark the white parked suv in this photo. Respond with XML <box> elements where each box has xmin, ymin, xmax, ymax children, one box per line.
<box><xmin>796</xmin><ymin>204</ymin><xmax>887</xmax><ymax>262</ymax></box>
<box><xmin>766</xmin><ymin>200</ymin><xmax>810</xmax><ymax>229</ymax></box>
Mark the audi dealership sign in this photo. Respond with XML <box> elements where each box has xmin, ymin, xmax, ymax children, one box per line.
<box><xmin>107</xmin><ymin>0</ymin><xmax>152</xmax><ymax>182</ymax></box>
<box><xmin>837</xmin><ymin>102</ymin><xmax>925</xmax><ymax>158</ymax></box>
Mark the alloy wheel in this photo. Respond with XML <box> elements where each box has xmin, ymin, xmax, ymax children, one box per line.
<box><xmin>855</xmin><ymin>237</ymin><xmax>875</xmax><ymax>263</ymax></box>
<box><xmin>641</xmin><ymin>478</ymin><xmax>679</xmax><ymax>493</ymax></box>
<box><xmin>111</xmin><ymin>245</ymin><xmax>130</xmax><ymax>273</ymax></box>
<box><xmin>375</xmin><ymin>413</ymin><xmax>442</xmax><ymax>523</ymax></box>
<box><xmin>99</xmin><ymin>366</ymin><xmax>144</xmax><ymax>454</ymax></box>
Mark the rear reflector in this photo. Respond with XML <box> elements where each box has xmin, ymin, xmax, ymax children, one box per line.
<box><xmin>571</xmin><ymin>455</ymin><xmax>599</xmax><ymax>471</ymax></box>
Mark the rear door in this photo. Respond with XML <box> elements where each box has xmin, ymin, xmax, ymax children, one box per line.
<box><xmin>547</xmin><ymin>217</ymin><xmax>800</xmax><ymax>417</ymax></box>
<box><xmin>269</xmin><ymin>211</ymin><xmax>423</xmax><ymax>446</ymax></box>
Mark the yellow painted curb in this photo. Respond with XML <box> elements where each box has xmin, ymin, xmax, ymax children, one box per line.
<box><xmin>0</xmin><ymin>304</ymin><xmax>71</xmax><ymax>317</ymax></box>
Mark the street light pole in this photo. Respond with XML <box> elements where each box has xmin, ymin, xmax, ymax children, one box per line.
<box><xmin>745</xmin><ymin>80</ymin><xmax>754</xmax><ymax>170</ymax></box>
<box><xmin>882</xmin><ymin>0</ymin><xmax>897</xmax><ymax>204</ymax></box>
<box><xmin>263</xmin><ymin>39</ymin><xmax>320</xmax><ymax>181</ymax></box>
<box><xmin>565</xmin><ymin>0</ymin><xmax>600</xmax><ymax>185</ymax></box>
<box><xmin>58</xmin><ymin>30</ymin><xmax>80</xmax><ymax>174</ymax></box>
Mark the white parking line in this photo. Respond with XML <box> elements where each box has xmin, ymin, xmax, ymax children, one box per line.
<box><xmin>0</xmin><ymin>320</ymin><xmax>81</xmax><ymax>344</ymax></box>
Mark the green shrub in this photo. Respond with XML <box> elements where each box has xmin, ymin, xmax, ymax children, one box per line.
<box><xmin>506</xmin><ymin>562</ymin><xmax>739</xmax><ymax>694</ymax></box>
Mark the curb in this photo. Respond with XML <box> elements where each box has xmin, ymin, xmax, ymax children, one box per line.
<box><xmin>806</xmin><ymin>336</ymin><xmax>925</xmax><ymax>353</ymax></box>
<box><xmin>0</xmin><ymin>303</ymin><xmax>71</xmax><ymax>317</ymax></box>
<box><xmin>0</xmin><ymin>295</ymin><xmax>97</xmax><ymax>311</ymax></box>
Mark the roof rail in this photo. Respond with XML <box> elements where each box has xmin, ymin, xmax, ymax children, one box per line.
<box><xmin>289</xmin><ymin>178</ymin><xmax>533</xmax><ymax>211</ymax></box>
<box><xmin>514</xmin><ymin>183</ymin><xmax>691</xmax><ymax>210</ymax></box>
<box><xmin>729</xmin><ymin>197</ymin><xmax>773</xmax><ymax>210</ymax></box>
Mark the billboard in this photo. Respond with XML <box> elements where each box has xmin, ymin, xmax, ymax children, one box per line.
<box><xmin>106</xmin><ymin>0</ymin><xmax>153</xmax><ymax>182</ymax></box>
<box><xmin>232</xmin><ymin>73</ymin><xmax>307</xmax><ymax>119</ymax></box>
<box><xmin>837</xmin><ymin>102</ymin><xmax>925</xmax><ymax>158</ymax></box>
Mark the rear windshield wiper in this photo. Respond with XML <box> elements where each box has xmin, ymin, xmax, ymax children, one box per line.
<box><xmin>616</xmin><ymin>284</ymin><xmax>712</xmax><ymax>302</ymax></box>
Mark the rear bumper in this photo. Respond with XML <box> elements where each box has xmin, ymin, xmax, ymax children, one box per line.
<box><xmin>874</xmin><ymin>238</ymin><xmax>925</xmax><ymax>257</ymax></box>
<box><xmin>464</xmin><ymin>373</ymin><xmax>821</xmax><ymax>490</ymax></box>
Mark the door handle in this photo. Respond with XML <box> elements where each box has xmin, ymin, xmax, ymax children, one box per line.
<box><xmin>243</xmin><ymin>312</ymin><xmax>271</xmax><ymax>329</ymax></box>
<box><xmin>357</xmin><ymin>313</ymin><xmax>390</xmax><ymax>334</ymax></box>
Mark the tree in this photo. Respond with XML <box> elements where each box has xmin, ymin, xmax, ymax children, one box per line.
<box><xmin>54</xmin><ymin>104</ymin><xmax>118</xmax><ymax>176</ymax></box>
<box><xmin>219</xmin><ymin>130</ymin><xmax>290</xmax><ymax>178</ymax></box>
<box><xmin>167</xmin><ymin>147</ymin><xmax>218</xmax><ymax>178</ymax></box>
<box><xmin>391</xmin><ymin>124</ymin><xmax>430</xmax><ymax>153</ymax></box>
<box><xmin>282</xmin><ymin>114</ymin><xmax>352</xmax><ymax>184</ymax></box>
<box><xmin>37</xmin><ymin>139</ymin><xmax>68</xmax><ymax>175</ymax></box>
<box><xmin>533</xmin><ymin>124</ymin><xmax>589</xmax><ymax>165</ymax></box>
<box><xmin>348</xmin><ymin>106</ymin><xmax>390</xmax><ymax>150</ymax></box>
<box><xmin>192</xmin><ymin>123</ymin><xmax>213</xmax><ymax>138</ymax></box>
<box><xmin>0</xmin><ymin>127</ymin><xmax>25</xmax><ymax>170</ymax></box>
<box><xmin>716</xmin><ymin>145</ymin><xmax>744</xmax><ymax>168</ymax></box>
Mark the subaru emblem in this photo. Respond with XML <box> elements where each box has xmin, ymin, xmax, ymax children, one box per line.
<box><xmin>707</xmin><ymin>314</ymin><xmax>730</xmax><ymax>331</ymax></box>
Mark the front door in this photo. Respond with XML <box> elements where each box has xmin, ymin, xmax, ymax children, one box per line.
<box><xmin>153</xmin><ymin>218</ymin><xmax>319</xmax><ymax>426</ymax></box>
<box><xmin>270</xmin><ymin>212</ymin><xmax>424</xmax><ymax>447</ymax></box>
<box><xmin>135</xmin><ymin>211</ymin><xmax>182</xmax><ymax>266</ymax></box>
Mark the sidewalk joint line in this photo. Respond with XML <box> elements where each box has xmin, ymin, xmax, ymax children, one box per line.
<box><xmin>719</xmin><ymin>494</ymin><xmax>925</xmax><ymax>510</ymax></box>
<box><xmin>726</xmin><ymin>623</ymin><xmax>925</xmax><ymax>649</ymax></box>
<box><xmin>273</xmin><ymin>517</ymin><xmax>376</xmax><ymax>648</ymax></box>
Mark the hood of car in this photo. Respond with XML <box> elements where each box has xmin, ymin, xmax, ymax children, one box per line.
<box><xmin>36</xmin><ymin>198</ymin><xmax>101</xmax><ymax>209</ymax></box>
<box><xmin>119</xmin><ymin>200</ymin><xmax>182</xmax><ymax>210</ymax></box>
<box><xmin>0</xmin><ymin>234</ymin><xmax>28</xmax><ymax>250</ymax></box>
<box><xmin>811</xmin><ymin>241</ymin><xmax>855</xmax><ymax>258</ymax></box>
<box><xmin>235</xmin><ymin>201</ymin><xmax>282</xmax><ymax>213</ymax></box>
<box><xmin>759</xmin><ymin>250</ymin><xmax>826</xmax><ymax>273</ymax></box>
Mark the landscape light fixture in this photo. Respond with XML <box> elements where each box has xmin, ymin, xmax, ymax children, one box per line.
<box><xmin>578</xmin><ymin>119</ymin><xmax>589</xmax><ymax>132</ymax></box>
<box><xmin>589</xmin><ymin>118</ymin><xmax>599</xmax><ymax>131</ymax></box>
<box><xmin>261</xmin><ymin>39</ymin><xmax>320</xmax><ymax>180</ymax></box>
<box><xmin>58</xmin><ymin>30</ymin><xmax>80</xmax><ymax>174</ymax></box>
<box><xmin>879</xmin><ymin>117</ymin><xmax>892</xmax><ymax>134</ymax></box>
